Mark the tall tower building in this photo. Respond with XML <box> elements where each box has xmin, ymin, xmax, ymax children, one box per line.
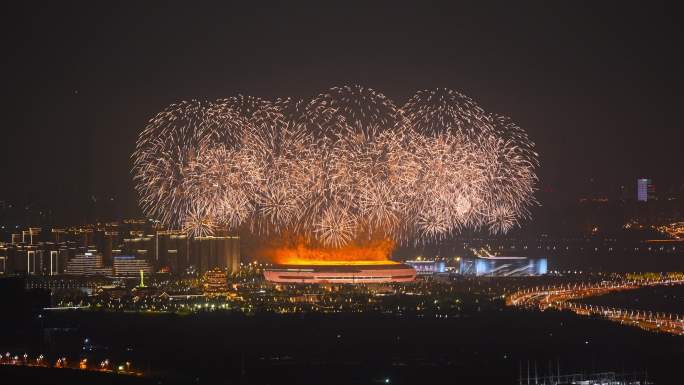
<box><xmin>637</xmin><ymin>178</ymin><xmax>655</xmax><ymax>202</ymax></box>
<box><xmin>188</xmin><ymin>235</ymin><xmax>240</xmax><ymax>275</ymax></box>
<box><xmin>229</xmin><ymin>235</ymin><xmax>240</xmax><ymax>273</ymax></box>
<box><xmin>168</xmin><ymin>232</ymin><xmax>189</xmax><ymax>273</ymax></box>
<box><xmin>102</xmin><ymin>232</ymin><xmax>115</xmax><ymax>266</ymax></box>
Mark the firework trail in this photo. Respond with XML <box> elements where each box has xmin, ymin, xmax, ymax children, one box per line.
<box><xmin>132</xmin><ymin>86</ymin><xmax>538</xmax><ymax>246</ymax></box>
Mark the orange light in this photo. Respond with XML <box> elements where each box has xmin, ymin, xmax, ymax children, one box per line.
<box><xmin>267</xmin><ymin>238</ymin><xmax>396</xmax><ymax>265</ymax></box>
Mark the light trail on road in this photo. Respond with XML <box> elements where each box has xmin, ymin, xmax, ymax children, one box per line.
<box><xmin>506</xmin><ymin>277</ymin><xmax>684</xmax><ymax>335</ymax></box>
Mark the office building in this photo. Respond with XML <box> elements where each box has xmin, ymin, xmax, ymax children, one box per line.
<box><xmin>65</xmin><ymin>252</ymin><xmax>112</xmax><ymax>276</ymax></box>
<box><xmin>637</xmin><ymin>178</ymin><xmax>655</xmax><ymax>202</ymax></box>
<box><xmin>405</xmin><ymin>259</ymin><xmax>447</xmax><ymax>275</ymax></box>
<box><xmin>190</xmin><ymin>235</ymin><xmax>240</xmax><ymax>275</ymax></box>
<box><xmin>113</xmin><ymin>255</ymin><xmax>154</xmax><ymax>277</ymax></box>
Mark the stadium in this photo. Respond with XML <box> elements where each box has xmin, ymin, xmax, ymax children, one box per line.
<box><xmin>263</xmin><ymin>262</ymin><xmax>416</xmax><ymax>284</ymax></box>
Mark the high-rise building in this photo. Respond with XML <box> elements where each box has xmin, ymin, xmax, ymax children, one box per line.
<box><xmin>113</xmin><ymin>255</ymin><xmax>153</xmax><ymax>276</ymax></box>
<box><xmin>51</xmin><ymin>228</ymin><xmax>67</xmax><ymax>243</ymax></box>
<box><xmin>65</xmin><ymin>252</ymin><xmax>112</xmax><ymax>276</ymax></box>
<box><xmin>637</xmin><ymin>178</ymin><xmax>655</xmax><ymax>202</ymax></box>
<box><xmin>22</xmin><ymin>228</ymin><xmax>42</xmax><ymax>244</ymax></box>
<box><xmin>102</xmin><ymin>231</ymin><xmax>116</xmax><ymax>266</ymax></box>
<box><xmin>26</xmin><ymin>250</ymin><xmax>39</xmax><ymax>274</ymax></box>
<box><xmin>123</xmin><ymin>234</ymin><xmax>156</xmax><ymax>268</ymax></box>
<box><xmin>190</xmin><ymin>235</ymin><xmax>240</xmax><ymax>275</ymax></box>
<box><xmin>169</xmin><ymin>232</ymin><xmax>189</xmax><ymax>273</ymax></box>
<box><xmin>48</xmin><ymin>250</ymin><xmax>60</xmax><ymax>275</ymax></box>
<box><xmin>78</xmin><ymin>229</ymin><xmax>94</xmax><ymax>248</ymax></box>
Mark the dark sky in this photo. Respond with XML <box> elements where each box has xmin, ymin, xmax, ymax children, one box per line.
<box><xmin>3</xmin><ymin>1</ymin><xmax>682</xmax><ymax>223</ymax></box>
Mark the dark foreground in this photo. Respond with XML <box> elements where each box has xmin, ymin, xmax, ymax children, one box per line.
<box><xmin>580</xmin><ymin>284</ymin><xmax>684</xmax><ymax>314</ymax></box>
<box><xmin>0</xmin><ymin>366</ymin><xmax>149</xmax><ymax>385</ymax></box>
<box><xmin>4</xmin><ymin>306</ymin><xmax>684</xmax><ymax>385</ymax></box>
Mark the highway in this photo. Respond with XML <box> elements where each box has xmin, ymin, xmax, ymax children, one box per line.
<box><xmin>506</xmin><ymin>277</ymin><xmax>684</xmax><ymax>336</ymax></box>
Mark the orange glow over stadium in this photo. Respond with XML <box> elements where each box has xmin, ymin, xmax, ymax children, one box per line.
<box><xmin>269</xmin><ymin>239</ymin><xmax>396</xmax><ymax>265</ymax></box>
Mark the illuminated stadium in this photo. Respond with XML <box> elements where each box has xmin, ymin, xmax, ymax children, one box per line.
<box><xmin>263</xmin><ymin>261</ymin><xmax>416</xmax><ymax>284</ymax></box>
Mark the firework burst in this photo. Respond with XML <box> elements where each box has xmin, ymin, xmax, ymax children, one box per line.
<box><xmin>132</xmin><ymin>86</ymin><xmax>538</xmax><ymax>246</ymax></box>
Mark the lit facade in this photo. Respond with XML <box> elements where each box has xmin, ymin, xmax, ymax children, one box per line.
<box><xmin>113</xmin><ymin>255</ymin><xmax>154</xmax><ymax>276</ymax></box>
<box><xmin>65</xmin><ymin>253</ymin><xmax>112</xmax><ymax>276</ymax></box>
<box><xmin>637</xmin><ymin>178</ymin><xmax>655</xmax><ymax>202</ymax></box>
<box><xmin>459</xmin><ymin>256</ymin><xmax>547</xmax><ymax>277</ymax></box>
<box><xmin>405</xmin><ymin>260</ymin><xmax>447</xmax><ymax>275</ymax></box>
<box><xmin>202</xmin><ymin>268</ymin><xmax>228</xmax><ymax>295</ymax></box>
<box><xmin>190</xmin><ymin>235</ymin><xmax>240</xmax><ymax>275</ymax></box>
<box><xmin>263</xmin><ymin>263</ymin><xmax>416</xmax><ymax>283</ymax></box>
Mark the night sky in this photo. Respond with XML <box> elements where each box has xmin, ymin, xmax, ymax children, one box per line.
<box><xmin>3</xmin><ymin>2</ymin><xmax>682</xmax><ymax>223</ymax></box>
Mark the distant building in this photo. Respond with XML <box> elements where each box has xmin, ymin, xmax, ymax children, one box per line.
<box><xmin>202</xmin><ymin>268</ymin><xmax>228</xmax><ymax>295</ymax></box>
<box><xmin>156</xmin><ymin>230</ymin><xmax>189</xmax><ymax>273</ymax></box>
<box><xmin>263</xmin><ymin>263</ymin><xmax>416</xmax><ymax>283</ymax></box>
<box><xmin>123</xmin><ymin>235</ymin><xmax>155</xmax><ymax>266</ymax></box>
<box><xmin>637</xmin><ymin>178</ymin><xmax>655</xmax><ymax>202</ymax></box>
<box><xmin>0</xmin><ymin>240</ymin><xmax>74</xmax><ymax>276</ymax></box>
<box><xmin>3</xmin><ymin>246</ymin><xmax>44</xmax><ymax>275</ymax></box>
<box><xmin>460</xmin><ymin>255</ymin><xmax>547</xmax><ymax>277</ymax></box>
<box><xmin>190</xmin><ymin>235</ymin><xmax>240</xmax><ymax>275</ymax></box>
<box><xmin>405</xmin><ymin>260</ymin><xmax>446</xmax><ymax>275</ymax></box>
<box><xmin>113</xmin><ymin>255</ymin><xmax>153</xmax><ymax>277</ymax></box>
<box><xmin>22</xmin><ymin>228</ymin><xmax>42</xmax><ymax>244</ymax></box>
<box><xmin>65</xmin><ymin>252</ymin><xmax>112</xmax><ymax>276</ymax></box>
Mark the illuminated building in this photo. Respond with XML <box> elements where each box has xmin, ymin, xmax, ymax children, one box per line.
<box><xmin>190</xmin><ymin>235</ymin><xmax>240</xmax><ymax>275</ymax></box>
<box><xmin>65</xmin><ymin>252</ymin><xmax>112</xmax><ymax>276</ymax></box>
<box><xmin>121</xmin><ymin>218</ymin><xmax>148</xmax><ymax>232</ymax></box>
<box><xmin>263</xmin><ymin>263</ymin><xmax>416</xmax><ymax>283</ymax></box>
<box><xmin>637</xmin><ymin>178</ymin><xmax>655</xmax><ymax>202</ymax></box>
<box><xmin>156</xmin><ymin>230</ymin><xmax>188</xmax><ymax>273</ymax></box>
<box><xmin>123</xmin><ymin>234</ymin><xmax>156</xmax><ymax>267</ymax></box>
<box><xmin>459</xmin><ymin>255</ymin><xmax>547</xmax><ymax>277</ymax></box>
<box><xmin>25</xmin><ymin>249</ymin><xmax>42</xmax><ymax>274</ymax></box>
<box><xmin>113</xmin><ymin>255</ymin><xmax>153</xmax><ymax>277</ymax></box>
<box><xmin>22</xmin><ymin>228</ymin><xmax>42</xmax><ymax>244</ymax></box>
<box><xmin>122</xmin><ymin>230</ymin><xmax>239</xmax><ymax>274</ymax></box>
<box><xmin>48</xmin><ymin>250</ymin><xmax>60</xmax><ymax>275</ymax></box>
<box><xmin>51</xmin><ymin>228</ymin><xmax>67</xmax><ymax>243</ymax></box>
<box><xmin>78</xmin><ymin>228</ymin><xmax>94</xmax><ymax>248</ymax></box>
<box><xmin>405</xmin><ymin>260</ymin><xmax>446</xmax><ymax>275</ymax></box>
<box><xmin>168</xmin><ymin>233</ymin><xmax>189</xmax><ymax>273</ymax></box>
<box><xmin>98</xmin><ymin>229</ymin><xmax>117</xmax><ymax>267</ymax></box>
<box><xmin>4</xmin><ymin>246</ymin><xmax>43</xmax><ymax>275</ymax></box>
<box><xmin>0</xmin><ymin>241</ymin><xmax>73</xmax><ymax>275</ymax></box>
<box><xmin>202</xmin><ymin>268</ymin><xmax>228</xmax><ymax>295</ymax></box>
